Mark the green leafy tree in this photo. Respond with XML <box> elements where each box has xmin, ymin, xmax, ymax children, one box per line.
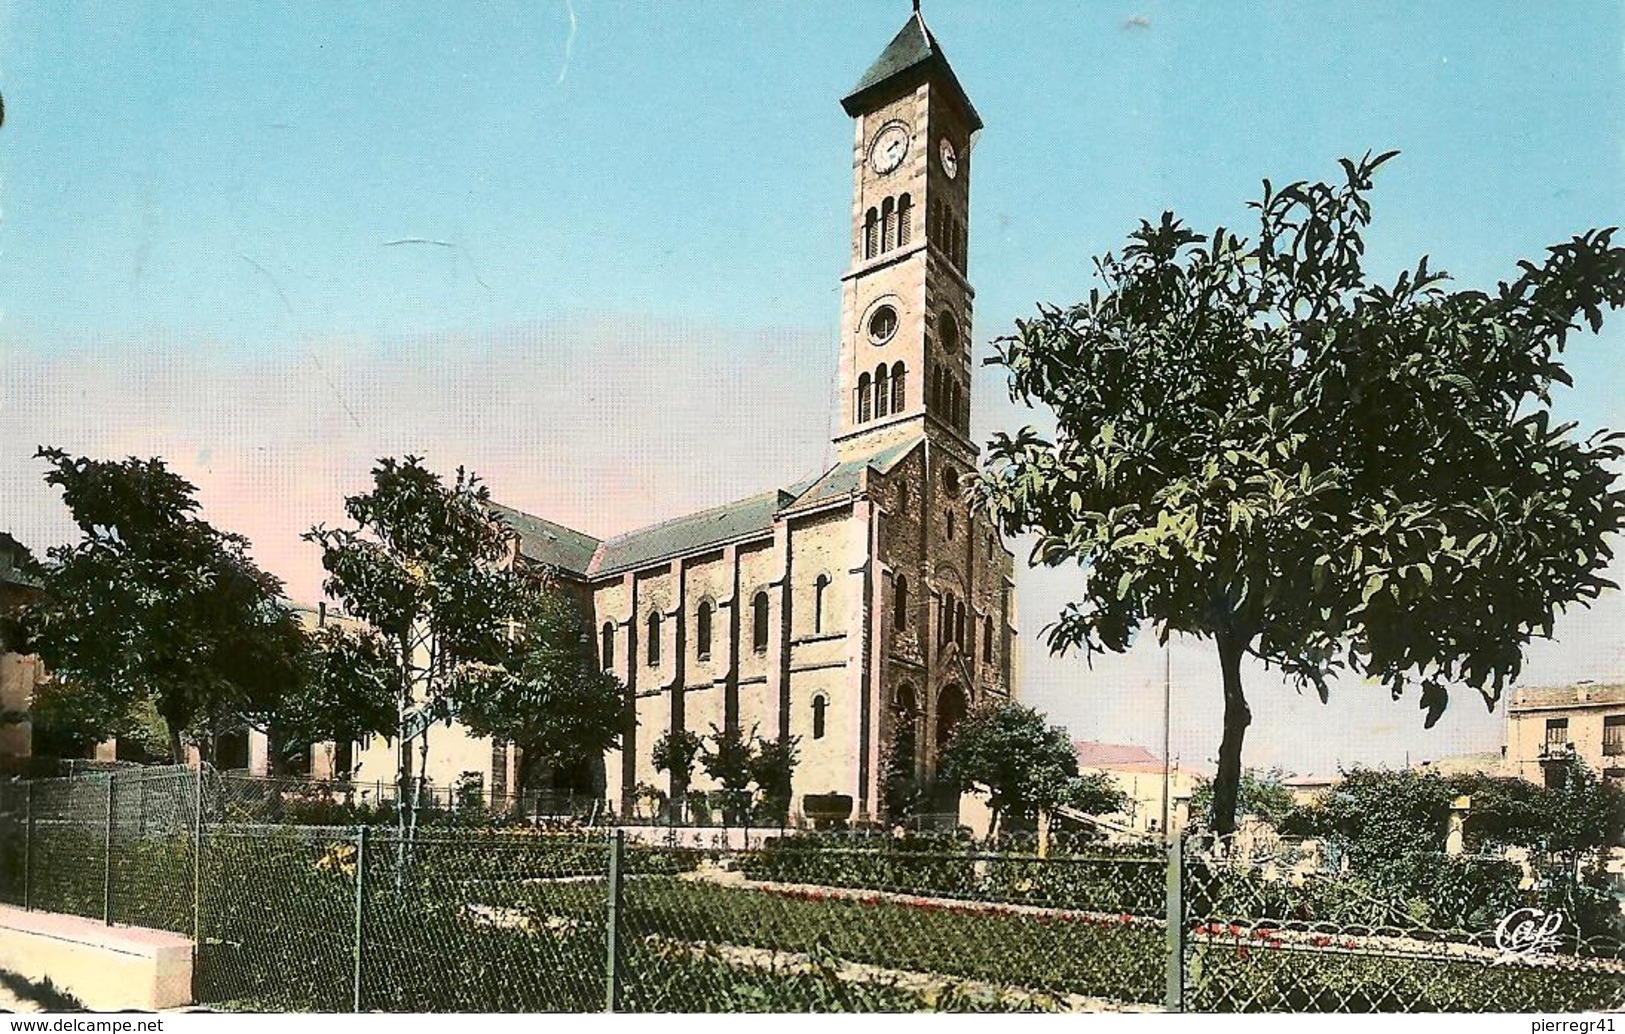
<box><xmin>938</xmin><ymin>700</ymin><xmax>1124</xmax><ymax>833</ymax></box>
<box><xmin>701</xmin><ymin>723</ymin><xmax>757</xmax><ymax>824</ymax></box>
<box><xmin>274</xmin><ymin>623</ymin><xmax>399</xmax><ymax>775</ymax></box>
<box><xmin>450</xmin><ymin>575</ymin><xmax>623</xmax><ymax>799</ymax></box>
<box><xmin>978</xmin><ymin>152</ymin><xmax>1625</xmax><ymax>833</ymax></box>
<box><xmin>17</xmin><ymin>449</ymin><xmax>303</xmax><ymax>761</ymax></box>
<box><xmin>748</xmin><ymin>734</ymin><xmax>801</xmax><ymax>824</ymax></box>
<box><xmin>1189</xmin><ymin>767</ymin><xmax>1297</xmax><ymax>830</ymax></box>
<box><xmin>305</xmin><ymin>456</ymin><xmax>517</xmax><ymax>808</ymax></box>
<box><xmin>652</xmin><ymin>728</ymin><xmax>704</xmax><ymax>800</ymax></box>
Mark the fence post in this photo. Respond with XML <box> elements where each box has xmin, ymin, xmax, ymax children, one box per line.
<box><xmin>352</xmin><ymin>825</ymin><xmax>369</xmax><ymax>1013</ymax></box>
<box><xmin>192</xmin><ymin>764</ymin><xmax>204</xmax><ymax>953</ymax></box>
<box><xmin>102</xmin><ymin>772</ymin><xmax>115</xmax><ymax>926</ymax></box>
<box><xmin>604</xmin><ymin>828</ymin><xmax>624</xmax><ymax>1013</ymax></box>
<box><xmin>1164</xmin><ymin>834</ymin><xmax>1184</xmax><ymax>1012</ymax></box>
<box><xmin>21</xmin><ymin>782</ymin><xmax>32</xmax><ymax>912</ymax></box>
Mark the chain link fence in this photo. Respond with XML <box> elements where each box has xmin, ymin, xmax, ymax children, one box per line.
<box><xmin>0</xmin><ymin>767</ymin><xmax>1620</xmax><ymax>1012</ymax></box>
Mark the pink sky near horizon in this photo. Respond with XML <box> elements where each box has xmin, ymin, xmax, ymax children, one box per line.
<box><xmin>3</xmin><ymin>317</ymin><xmax>1622</xmax><ymax>777</ymax></box>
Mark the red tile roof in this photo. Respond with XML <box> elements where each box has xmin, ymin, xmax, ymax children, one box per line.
<box><xmin>1073</xmin><ymin>741</ymin><xmax>1164</xmax><ymax>770</ymax></box>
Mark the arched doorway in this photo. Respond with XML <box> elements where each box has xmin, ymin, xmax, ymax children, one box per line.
<box><xmin>884</xmin><ymin>684</ymin><xmax>922</xmax><ymax>821</ymax></box>
<box><xmin>931</xmin><ymin>684</ymin><xmax>968</xmax><ymax>821</ymax></box>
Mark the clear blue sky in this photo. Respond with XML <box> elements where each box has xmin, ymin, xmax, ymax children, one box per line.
<box><xmin>2</xmin><ymin>2</ymin><xmax>1621</xmax><ymax>774</ymax></box>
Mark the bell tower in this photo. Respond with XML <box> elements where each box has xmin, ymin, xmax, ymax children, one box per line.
<box><xmin>834</xmin><ymin>7</ymin><xmax>981</xmax><ymax>462</ymax></box>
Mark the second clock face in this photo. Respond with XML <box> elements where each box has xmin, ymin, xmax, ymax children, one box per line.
<box><xmin>869</xmin><ymin>123</ymin><xmax>910</xmax><ymax>175</ymax></box>
<box><xmin>939</xmin><ymin>137</ymin><xmax>959</xmax><ymax>179</ymax></box>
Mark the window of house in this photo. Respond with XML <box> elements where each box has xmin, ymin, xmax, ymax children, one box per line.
<box><xmin>857</xmin><ymin>372</ymin><xmax>872</xmax><ymax>423</ymax></box>
<box><xmin>956</xmin><ymin>602</ymin><xmax>966</xmax><ymax>649</ymax></box>
<box><xmin>946</xmin><ymin>509</ymin><xmax>955</xmax><ymax>540</ymax></box>
<box><xmin>814</xmin><ymin>574</ymin><xmax>830</xmax><ymax>634</ymax></box>
<box><xmin>1604</xmin><ymin>715</ymin><xmax>1624</xmax><ymax>756</ymax></box>
<box><xmin>940</xmin><ymin>311</ymin><xmax>959</xmax><ymax>356</ymax></box>
<box><xmin>1545</xmin><ymin>717</ymin><xmax>1569</xmax><ymax>748</ymax></box>
<box><xmin>864</xmin><ymin>207</ymin><xmax>879</xmax><ymax>259</ymax></box>
<box><xmin>897</xmin><ymin>193</ymin><xmax>913</xmax><ymax>246</ymax></box>
<box><xmin>812</xmin><ymin>695</ymin><xmax>828</xmax><ymax>740</ymax></box>
<box><xmin>983</xmin><ymin>615</ymin><xmax>993</xmax><ymax>663</ymax></box>
<box><xmin>882</xmin><ymin>196</ymin><xmax>897</xmax><ymax>252</ymax></box>
<box><xmin>696</xmin><ymin>600</ymin><xmax>713</xmax><ymax>661</ymax></box>
<box><xmin>891</xmin><ymin>361</ymin><xmax>906</xmax><ymax>411</ymax></box>
<box><xmin>647</xmin><ymin>611</ymin><xmax>662</xmax><ymax>667</ymax></box>
<box><xmin>894</xmin><ymin>576</ymin><xmax>909</xmax><ymax>632</ymax></box>
<box><xmin>600</xmin><ymin>621</ymin><xmax>615</xmax><ymax>671</ymax></box>
<box><xmin>752</xmin><ymin>591</ymin><xmax>770</xmax><ymax>652</ymax></box>
<box><xmin>874</xmin><ymin>363</ymin><xmax>890</xmax><ymax>418</ymax></box>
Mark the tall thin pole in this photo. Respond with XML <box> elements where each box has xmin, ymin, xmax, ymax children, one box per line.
<box><xmin>1161</xmin><ymin>639</ymin><xmax>1172</xmax><ymax>841</ymax></box>
<box><xmin>604</xmin><ymin>829</ymin><xmax>624</xmax><ymax>1012</ymax></box>
<box><xmin>192</xmin><ymin>764</ymin><xmax>204</xmax><ymax>954</ymax></box>
<box><xmin>352</xmin><ymin>825</ymin><xmax>369</xmax><ymax>1012</ymax></box>
<box><xmin>22</xmin><ymin>782</ymin><xmax>32</xmax><ymax>912</ymax></box>
<box><xmin>102</xmin><ymin>772</ymin><xmax>115</xmax><ymax>925</ymax></box>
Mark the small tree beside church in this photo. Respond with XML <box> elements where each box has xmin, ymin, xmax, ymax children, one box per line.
<box><xmin>450</xmin><ymin>574</ymin><xmax>623</xmax><ymax>804</ymax></box>
<box><xmin>305</xmin><ymin>456</ymin><xmax>518</xmax><ymax>823</ymax></box>
<box><xmin>938</xmin><ymin>700</ymin><xmax>1125</xmax><ymax>838</ymax></box>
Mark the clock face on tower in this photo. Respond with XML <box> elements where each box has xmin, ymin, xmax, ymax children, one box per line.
<box><xmin>869</xmin><ymin>122</ymin><xmax>910</xmax><ymax>175</ymax></box>
<box><xmin>939</xmin><ymin>137</ymin><xmax>959</xmax><ymax>179</ymax></box>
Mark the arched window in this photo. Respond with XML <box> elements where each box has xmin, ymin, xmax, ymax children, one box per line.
<box><xmin>881</xmin><ymin>196</ymin><xmax>897</xmax><ymax>253</ymax></box>
<box><xmin>957</xmin><ymin>218</ymin><xmax>968</xmax><ymax>268</ymax></box>
<box><xmin>897</xmin><ymin>193</ymin><xmax>913</xmax><ymax>246</ymax></box>
<box><xmin>891</xmin><ymin>361</ymin><xmax>906</xmax><ymax>412</ymax></box>
<box><xmin>931</xmin><ymin>366</ymin><xmax>943</xmax><ymax>415</ymax></box>
<box><xmin>857</xmin><ymin>372</ymin><xmax>872</xmax><ymax>423</ymax></box>
<box><xmin>812</xmin><ymin>695</ymin><xmax>828</xmax><ymax>740</ymax></box>
<box><xmin>983</xmin><ymin>615</ymin><xmax>994</xmax><ymax>663</ymax></box>
<box><xmin>600</xmin><ymin>621</ymin><xmax>615</xmax><ymax>671</ymax></box>
<box><xmin>949</xmin><ymin>382</ymin><xmax>959</xmax><ymax>429</ymax></box>
<box><xmin>696</xmin><ymin>600</ymin><xmax>713</xmax><ymax>661</ymax></box>
<box><xmin>752</xmin><ymin>591</ymin><xmax>770</xmax><ymax>652</ymax></box>
<box><xmin>646</xmin><ymin>611</ymin><xmax>661</xmax><ymax>667</ymax></box>
<box><xmin>939</xmin><ymin>311</ymin><xmax>960</xmax><ymax>356</ymax></box>
<box><xmin>864</xmin><ymin>207</ymin><xmax>879</xmax><ymax>259</ymax></box>
<box><xmin>956</xmin><ymin>602</ymin><xmax>967</xmax><ymax>649</ymax></box>
<box><xmin>813</xmin><ymin>574</ymin><xmax>830</xmax><ymax>634</ymax></box>
<box><xmin>894</xmin><ymin>576</ymin><xmax>909</xmax><ymax>631</ymax></box>
<box><xmin>874</xmin><ymin>363</ymin><xmax>890</xmax><ymax>418</ymax></box>
<box><xmin>946</xmin><ymin>508</ymin><xmax>955</xmax><ymax>540</ymax></box>
<box><xmin>940</xmin><ymin>592</ymin><xmax>955</xmax><ymax>646</ymax></box>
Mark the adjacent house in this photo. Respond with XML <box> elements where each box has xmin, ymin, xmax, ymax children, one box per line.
<box><xmin>1073</xmin><ymin>741</ymin><xmax>1208</xmax><ymax>836</ymax></box>
<box><xmin>0</xmin><ymin>532</ymin><xmax>46</xmax><ymax>767</ymax></box>
<box><xmin>1505</xmin><ymin>682</ymin><xmax>1625</xmax><ymax>787</ymax></box>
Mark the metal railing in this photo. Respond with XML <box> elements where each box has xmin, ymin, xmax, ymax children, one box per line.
<box><xmin>0</xmin><ymin>767</ymin><xmax>1620</xmax><ymax>1013</ymax></box>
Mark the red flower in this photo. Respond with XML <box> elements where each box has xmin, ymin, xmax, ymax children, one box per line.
<box><xmin>1228</xmin><ymin>924</ymin><xmax>1243</xmax><ymax>938</ymax></box>
<box><xmin>1119</xmin><ymin>914</ymin><xmax>1133</xmax><ymax>925</ymax></box>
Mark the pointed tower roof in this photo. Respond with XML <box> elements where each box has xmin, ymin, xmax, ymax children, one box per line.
<box><xmin>841</xmin><ymin>9</ymin><xmax>982</xmax><ymax>131</ymax></box>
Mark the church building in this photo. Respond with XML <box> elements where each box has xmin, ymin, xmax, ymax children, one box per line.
<box><xmin>358</xmin><ymin>10</ymin><xmax>1018</xmax><ymax>824</ymax></box>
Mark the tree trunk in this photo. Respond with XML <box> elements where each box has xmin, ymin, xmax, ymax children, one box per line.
<box><xmin>1210</xmin><ymin>631</ymin><xmax>1252</xmax><ymax>836</ymax></box>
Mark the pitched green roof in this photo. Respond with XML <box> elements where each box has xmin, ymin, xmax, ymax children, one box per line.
<box><xmin>493</xmin><ymin>438</ymin><xmax>923</xmax><ymax>581</ymax></box>
<box><xmin>490</xmin><ymin>503</ymin><xmax>602</xmax><ymax>576</ymax></box>
<box><xmin>841</xmin><ymin>11</ymin><xmax>982</xmax><ymax>131</ymax></box>
<box><xmin>591</xmin><ymin>486</ymin><xmax>805</xmax><ymax>577</ymax></box>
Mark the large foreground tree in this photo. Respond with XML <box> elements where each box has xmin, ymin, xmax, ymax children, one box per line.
<box><xmin>978</xmin><ymin>152</ymin><xmax>1625</xmax><ymax>834</ymax></box>
<box><xmin>18</xmin><ymin>450</ymin><xmax>303</xmax><ymax>761</ymax></box>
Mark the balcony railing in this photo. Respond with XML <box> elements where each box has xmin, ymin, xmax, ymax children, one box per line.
<box><xmin>1539</xmin><ymin>740</ymin><xmax>1577</xmax><ymax>761</ymax></box>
